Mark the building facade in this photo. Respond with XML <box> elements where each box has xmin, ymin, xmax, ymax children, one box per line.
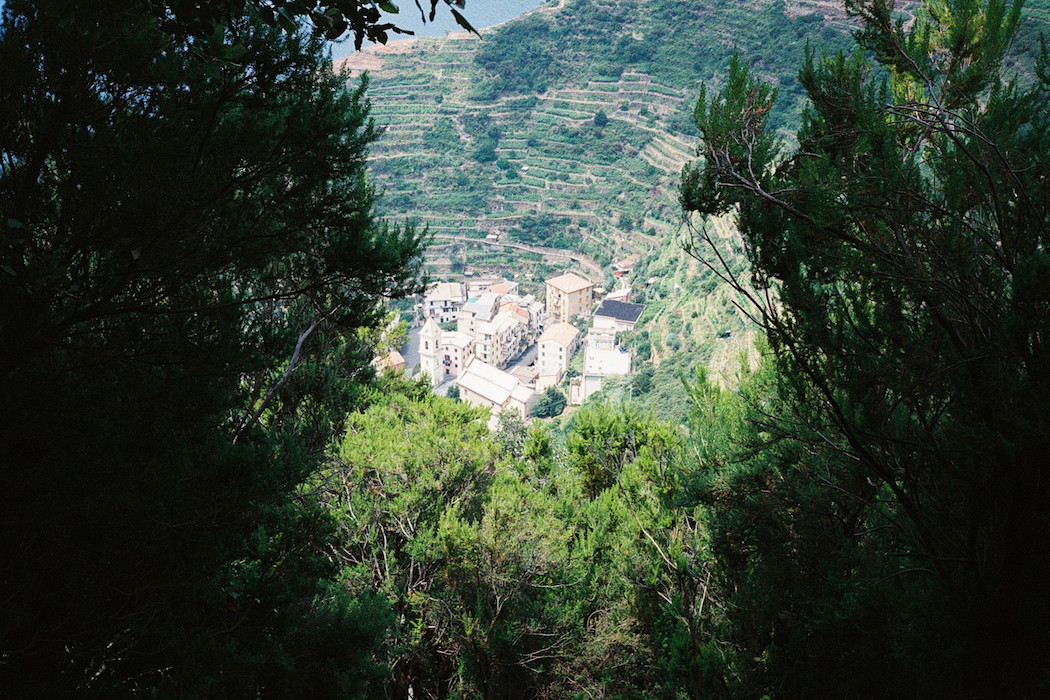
<box><xmin>474</xmin><ymin>311</ymin><xmax>526</xmax><ymax>369</ymax></box>
<box><xmin>423</xmin><ymin>281</ymin><xmax>465</xmax><ymax>324</ymax></box>
<box><xmin>537</xmin><ymin>321</ymin><xmax>581</xmax><ymax>381</ymax></box>
<box><xmin>544</xmin><ymin>272</ymin><xmax>594</xmax><ymax>324</ymax></box>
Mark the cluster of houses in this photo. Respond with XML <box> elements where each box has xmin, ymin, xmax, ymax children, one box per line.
<box><xmin>416</xmin><ymin>271</ymin><xmax>644</xmax><ymax>422</ymax></box>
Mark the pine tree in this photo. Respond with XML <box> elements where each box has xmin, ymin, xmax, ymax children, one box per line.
<box><xmin>0</xmin><ymin>2</ymin><xmax>424</xmax><ymax>694</ymax></box>
<box><xmin>681</xmin><ymin>0</ymin><xmax>1050</xmax><ymax>694</ymax></box>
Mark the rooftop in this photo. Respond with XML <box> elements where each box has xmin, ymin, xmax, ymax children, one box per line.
<box><xmin>458</xmin><ymin>357</ymin><xmax>531</xmax><ymax>406</ymax></box>
<box><xmin>442</xmin><ymin>331</ymin><xmax>474</xmax><ymax>348</ymax></box>
<box><xmin>486</xmin><ymin>281</ymin><xmax>515</xmax><ymax>296</ymax></box>
<box><xmin>546</xmin><ymin>272</ymin><xmax>593</xmax><ymax>294</ymax></box>
<box><xmin>595</xmin><ymin>299</ymin><xmax>645</xmax><ymax>323</ymax></box>
<box><xmin>478</xmin><ymin>311</ymin><xmax>523</xmax><ymax>335</ymax></box>
<box><xmin>461</xmin><ymin>292</ymin><xmax>500</xmax><ymax>322</ymax></box>
<box><xmin>420</xmin><ymin>316</ymin><xmax>442</xmax><ymax>338</ymax></box>
<box><xmin>425</xmin><ymin>281</ymin><xmax>464</xmax><ymax>303</ymax></box>
<box><xmin>500</xmin><ymin>302</ymin><xmax>531</xmax><ymax>323</ymax></box>
<box><xmin>373</xmin><ymin>349</ymin><xmax>405</xmax><ymax>372</ymax></box>
<box><xmin>538</xmin><ymin>321</ymin><xmax>580</xmax><ymax>347</ymax></box>
<box><xmin>584</xmin><ymin>347</ymin><xmax>631</xmax><ymax>376</ymax></box>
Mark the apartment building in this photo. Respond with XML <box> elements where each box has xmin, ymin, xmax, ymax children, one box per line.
<box><xmin>474</xmin><ymin>311</ymin><xmax>526</xmax><ymax>369</ymax></box>
<box><xmin>544</xmin><ymin>272</ymin><xmax>594</xmax><ymax>324</ymax></box>
<box><xmin>457</xmin><ymin>292</ymin><xmax>500</xmax><ymax>337</ymax></box>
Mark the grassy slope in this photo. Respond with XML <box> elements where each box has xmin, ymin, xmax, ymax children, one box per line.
<box><xmin>350</xmin><ymin>0</ymin><xmax>1049</xmax><ymax>419</ymax></box>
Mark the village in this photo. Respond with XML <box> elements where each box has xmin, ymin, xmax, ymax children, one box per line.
<box><xmin>375</xmin><ymin>266</ymin><xmax>645</xmax><ymax>424</ymax></box>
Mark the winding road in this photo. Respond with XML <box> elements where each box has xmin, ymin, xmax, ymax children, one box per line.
<box><xmin>431</xmin><ymin>233</ymin><xmax>605</xmax><ymax>280</ymax></box>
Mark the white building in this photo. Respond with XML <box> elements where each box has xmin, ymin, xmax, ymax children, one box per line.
<box><xmin>587</xmin><ymin>327</ymin><xmax>616</xmax><ymax>353</ymax></box>
<box><xmin>457</xmin><ymin>357</ymin><xmax>537</xmax><ymax>422</ymax></box>
<box><xmin>583</xmin><ymin>347</ymin><xmax>631</xmax><ymax>376</ymax></box>
<box><xmin>569</xmin><ymin>328</ymin><xmax>632</xmax><ymax>404</ymax></box>
<box><xmin>418</xmin><ymin>317</ymin><xmax>443</xmax><ymax>384</ymax></box>
<box><xmin>423</xmin><ymin>281</ymin><xmax>465</xmax><ymax>324</ymax></box>
<box><xmin>418</xmin><ymin>317</ymin><xmax>475</xmax><ymax>386</ymax></box>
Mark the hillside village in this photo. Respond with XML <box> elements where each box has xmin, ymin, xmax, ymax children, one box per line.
<box><xmin>389</xmin><ymin>269</ymin><xmax>645</xmax><ymax>422</ymax></box>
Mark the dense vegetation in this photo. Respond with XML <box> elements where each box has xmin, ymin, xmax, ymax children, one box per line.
<box><xmin>680</xmin><ymin>0</ymin><xmax>1050</xmax><ymax>693</ymax></box>
<box><xmin>3</xmin><ymin>0</ymin><xmax>1049</xmax><ymax>697</ymax></box>
<box><xmin>315</xmin><ymin>381</ymin><xmax>709</xmax><ymax>698</ymax></box>
<box><xmin>0</xmin><ymin>0</ymin><xmax>425</xmax><ymax>694</ymax></box>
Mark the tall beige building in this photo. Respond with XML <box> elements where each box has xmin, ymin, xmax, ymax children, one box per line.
<box><xmin>544</xmin><ymin>272</ymin><xmax>594</xmax><ymax>324</ymax></box>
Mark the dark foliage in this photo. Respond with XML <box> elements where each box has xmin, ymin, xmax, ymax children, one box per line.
<box><xmin>0</xmin><ymin>1</ymin><xmax>423</xmax><ymax>694</ymax></box>
<box><xmin>681</xmin><ymin>0</ymin><xmax>1050</xmax><ymax>695</ymax></box>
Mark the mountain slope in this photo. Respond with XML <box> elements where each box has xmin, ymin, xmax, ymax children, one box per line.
<box><xmin>342</xmin><ymin>0</ymin><xmax>1050</xmax><ymax>413</ymax></box>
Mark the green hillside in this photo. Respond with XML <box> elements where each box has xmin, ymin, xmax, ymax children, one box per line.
<box><xmin>347</xmin><ymin>0</ymin><xmax>1050</xmax><ymax>415</ymax></box>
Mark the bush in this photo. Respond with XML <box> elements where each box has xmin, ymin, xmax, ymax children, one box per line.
<box><xmin>631</xmin><ymin>365</ymin><xmax>655</xmax><ymax>395</ymax></box>
<box><xmin>531</xmin><ymin>387</ymin><xmax>567</xmax><ymax>418</ymax></box>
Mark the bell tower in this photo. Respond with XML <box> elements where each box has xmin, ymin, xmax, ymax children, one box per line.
<box><xmin>418</xmin><ymin>316</ymin><xmax>442</xmax><ymax>386</ymax></box>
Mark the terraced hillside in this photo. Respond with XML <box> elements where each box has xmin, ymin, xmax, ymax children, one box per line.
<box><xmin>351</xmin><ymin>45</ymin><xmax>695</xmax><ymax>280</ymax></box>
<box><xmin>339</xmin><ymin>0</ymin><xmax>1050</xmax><ymax>414</ymax></box>
<box><xmin>333</xmin><ymin>7</ymin><xmax>811</xmax><ymax>415</ymax></box>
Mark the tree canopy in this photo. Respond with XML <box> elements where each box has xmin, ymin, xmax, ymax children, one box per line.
<box><xmin>681</xmin><ymin>0</ymin><xmax>1050</xmax><ymax>694</ymax></box>
<box><xmin>34</xmin><ymin>0</ymin><xmax>478</xmax><ymax>49</ymax></box>
<box><xmin>530</xmin><ymin>386</ymin><xmax>568</xmax><ymax>418</ymax></box>
<box><xmin>0</xmin><ymin>1</ymin><xmax>425</xmax><ymax>694</ymax></box>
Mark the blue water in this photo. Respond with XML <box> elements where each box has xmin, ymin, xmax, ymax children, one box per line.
<box><xmin>330</xmin><ymin>0</ymin><xmax>544</xmax><ymax>59</ymax></box>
